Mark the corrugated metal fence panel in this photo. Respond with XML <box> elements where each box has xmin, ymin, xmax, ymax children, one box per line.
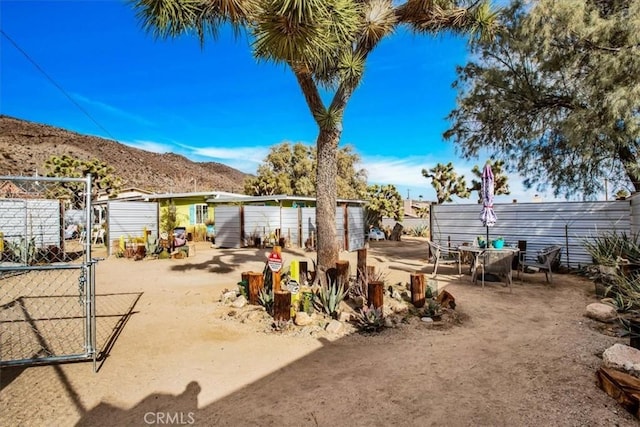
<box><xmin>215</xmin><ymin>206</ymin><xmax>242</xmax><ymax>248</ymax></box>
<box><xmin>632</xmin><ymin>194</ymin><xmax>640</xmax><ymax>235</ymax></box>
<box><xmin>432</xmin><ymin>201</ymin><xmax>631</xmax><ymax>269</ymax></box>
<box><xmin>347</xmin><ymin>206</ymin><xmax>365</xmax><ymax>251</ymax></box>
<box><xmin>335</xmin><ymin>207</ymin><xmax>346</xmax><ymax>250</ymax></box>
<box><xmin>281</xmin><ymin>207</ymin><xmax>300</xmax><ymax>247</ymax></box>
<box><xmin>27</xmin><ymin>199</ymin><xmax>61</xmax><ymax>247</ymax></box>
<box><xmin>244</xmin><ymin>206</ymin><xmax>281</xmax><ymax>239</ymax></box>
<box><xmin>108</xmin><ymin>201</ymin><xmax>158</xmax><ymax>242</ymax></box>
<box><xmin>0</xmin><ymin>199</ymin><xmax>61</xmax><ymax>247</ymax></box>
<box><xmin>301</xmin><ymin>208</ymin><xmax>316</xmax><ymax>246</ymax></box>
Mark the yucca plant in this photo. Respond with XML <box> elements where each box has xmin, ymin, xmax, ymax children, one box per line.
<box><xmin>258</xmin><ymin>287</ymin><xmax>274</xmax><ymax>315</ymax></box>
<box><xmin>356</xmin><ymin>304</ymin><xmax>385</xmax><ymax>333</ymax></box>
<box><xmin>314</xmin><ymin>282</ymin><xmax>347</xmax><ymax>318</ymax></box>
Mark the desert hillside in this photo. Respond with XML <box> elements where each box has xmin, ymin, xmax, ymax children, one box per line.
<box><xmin>0</xmin><ymin>115</ymin><xmax>250</xmax><ymax>193</ymax></box>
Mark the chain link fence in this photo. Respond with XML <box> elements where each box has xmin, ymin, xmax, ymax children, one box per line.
<box><xmin>0</xmin><ymin>175</ymin><xmax>97</xmax><ymax>369</ymax></box>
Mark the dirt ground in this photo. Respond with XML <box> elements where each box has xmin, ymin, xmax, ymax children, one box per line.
<box><xmin>1</xmin><ymin>237</ymin><xmax>638</xmax><ymax>426</ymax></box>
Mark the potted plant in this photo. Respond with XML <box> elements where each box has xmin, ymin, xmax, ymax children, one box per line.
<box><xmin>491</xmin><ymin>236</ymin><xmax>505</xmax><ymax>249</ymax></box>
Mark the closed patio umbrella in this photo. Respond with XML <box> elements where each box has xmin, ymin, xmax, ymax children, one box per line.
<box><xmin>480</xmin><ymin>162</ymin><xmax>497</xmax><ymax>244</ymax></box>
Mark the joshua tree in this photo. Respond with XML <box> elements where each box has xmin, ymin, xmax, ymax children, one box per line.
<box><xmin>131</xmin><ymin>0</ymin><xmax>498</xmax><ymax>274</ymax></box>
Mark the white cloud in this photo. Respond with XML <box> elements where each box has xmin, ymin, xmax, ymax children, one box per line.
<box><xmin>122</xmin><ymin>139</ymin><xmax>174</xmax><ymax>154</ymax></box>
<box><xmin>72</xmin><ymin>93</ymin><xmax>154</xmax><ymax>126</ymax></box>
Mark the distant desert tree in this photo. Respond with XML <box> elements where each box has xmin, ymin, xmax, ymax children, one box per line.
<box><xmin>468</xmin><ymin>160</ymin><xmax>510</xmax><ymax>203</ymax></box>
<box><xmin>364</xmin><ymin>184</ymin><xmax>403</xmax><ymax>228</ymax></box>
<box><xmin>422</xmin><ymin>162</ymin><xmax>469</xmax><ymax>204</ymax></box>
<box><xmin>43</xmin><ymin>155</ymin><xmax>122</xmax><ymax>208</ymax></box>
<box><xmin>244</xmin><ymin>142</ymin><xmax>366</xmax><ymax>199</ymax></box>
<box><xmin>131</xmin><ymin>0</ymin><xmax>498</xmax><ymax>273</ymax></box>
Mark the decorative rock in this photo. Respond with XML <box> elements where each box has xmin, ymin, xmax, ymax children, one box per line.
<box><xmin>220</xmin><ymin>290</ymin><xmax>237</xmax><ymax>304</ymax></box>
<box><xmin>391</xmin><ymin>290</ymin><xmax>403</xmax><ymax>301</ymax></box>
<box><xmin>603</xmin><ymin>343</ymin><xmax>640</xmax><ymax>378</ymax></box>
<box><xmin>338</xmin><ymin>312</ymin><xmax>351</xmax><ymax>322</ymax></box>
<box><xmin>353</xmin><ymin>296</ymin><xmax>365</xmax><ymax>308</ymax></box>
<box><xmin>421</xmin><ymin>317</ymin><xmax>434</xmax><ymax>324</ymax></box>
<box><xmin>384</xmin><ymin>317</ymin><xmax>395</xmax><ymax>328</ymax></box>
<box><xmin>325</xmin><ymin>319</ymin><xmax>343</xmax><ymax>334</ymax></box>
<box><xmin>294</xmin><ymin>311</ymin><xmax>313</xmax><ymax>326</ymax></box>
<box><xmin>231</xmin><ymin>295</ymin><xmax>247</xmax><ymax>308</ymax></box>
<box><xmin>585</xmin><ymin>302</ymin><xmax>617</xmax><ymax>322</ymax></box>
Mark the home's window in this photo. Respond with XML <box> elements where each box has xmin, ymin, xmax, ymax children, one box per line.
<box><xmin>195</xmin><ymin>204</ymin><xmax>208</xmax><ymax>224</ymax></box>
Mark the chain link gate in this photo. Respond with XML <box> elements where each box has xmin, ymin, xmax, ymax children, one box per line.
<box><xmin>0</xmin><ymin>175</ymin><xmax>98</xmax><ymax>370</ymax></box>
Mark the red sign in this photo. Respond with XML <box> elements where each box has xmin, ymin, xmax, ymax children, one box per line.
<box><xmin>267</xmin><ymin>251</ymin><xmax>282</xmax><ymax>272</ymax></box>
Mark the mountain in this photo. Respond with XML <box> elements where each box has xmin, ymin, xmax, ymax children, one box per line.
<box><xmin>0</xmin><ymin>115</ymin><xmax>250</xmax><ymax>193</ymax></box>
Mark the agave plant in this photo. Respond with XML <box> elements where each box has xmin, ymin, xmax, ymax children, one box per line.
<box><xmin>356</xmin><ymin>304</ymin><xmax>385</xmax><ymax>333</ymax></box>
<box><xmin>258</xmin><ymin>287</ymin><xmax>274</xmax><ymax>315</ymax></box>
<box><xmin>314</xmin><ymin>282</ymin><xmax>347</xmax><ymax>318</ymax></box>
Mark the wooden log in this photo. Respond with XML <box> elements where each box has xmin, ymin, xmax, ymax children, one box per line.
<box><xmin>357</xmin><ymin>248</ymin><xmax>367</xmax><ymax>284</ymax></box>
<box><xmin>410</xmin><ymin>273</ymin><xmax>426</xmax><ymax>308</ymax></box>
<box><xmin>272</xmin><ymin>245</ymin><xmax>282</xmax><ymax>292</ymax></box>
<box><xmin>367</xmin><ymin>280</ymin><xmax>384</xmax><ymax>309</ymax></box>
<box><xmin>247</xmin><ymin>272</ymin><xmax>264</xmax><ymax>305</ymax></box>
<box><xmin>596</xmin><ymin>367</ymin><xmax>640</xmax><ymax>418</ymax></box>
<box><xmin>274</xmin><ymin>291</ymin><xmax>291</xmax><ymax>322</ymax></box>
<box><xmin>336</xmin><ymin>260</ymin><xmax>350</xmax><ymax>290</ymax></box>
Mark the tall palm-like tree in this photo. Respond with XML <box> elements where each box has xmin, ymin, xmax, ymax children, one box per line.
<box><xmin>130</xmin><ymin>0</ymin><xmax>498</xmax><ymax>275</ymax></box>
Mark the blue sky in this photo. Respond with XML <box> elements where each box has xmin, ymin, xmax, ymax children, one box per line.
<box><xmin>1</xmin><ymin>0</ymin><xmax>556</xmax><ymax>203</ymax></box>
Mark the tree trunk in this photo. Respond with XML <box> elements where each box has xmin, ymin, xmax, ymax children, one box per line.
<box><xmin>316</xmin><ymin>126</ymin><xmax>341</xmax><ymax>279</ymax></box>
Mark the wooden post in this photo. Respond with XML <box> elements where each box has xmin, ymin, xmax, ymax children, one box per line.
<box><xmin>274</xmin><ymin>291</ymin><xmax>291</xmax><ymax>322</ymax></box>
<box><xmin>247</xmin><ymin>272</ymin><xmax>264</xmax><ymax>305</ymax></box>
<box><xmin>241</xmin><ymin>271</ymin><xmax>250</xmax><ymax>284</ymax></box>
<box><xmin>410</xmin><ymin>273</ymin><xmax>426</xmax><ymax>308</ymax></box>
<box><xmin>367</xmin><ymin>280</ymin><xmax>384</xmax><ymax>309</ymax></box>
<box><xmin>356</xmin><ymin>248</ymin><xmax>367</xmax><ymax>285</ymax></box>
<box><xmin>299</xmin><ymin>261</ymin><xmax>308</xmax><ymax>284</ymax></box>
<box><xmin>272</xmin><ymin>245</ymin><xmax>282</xmax><ymax>292</ymax></box>
<box><xmin>336</xmin><ymin>260</ymin><xmax>350</xmax><ymax>290</ymax></box>
<box><xmin>365</xmin><ymin>265</ymin><xmax>376</xmax><ymax>298</ymax></box>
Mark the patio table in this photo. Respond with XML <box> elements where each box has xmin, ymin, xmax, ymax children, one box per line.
<box><xmin>458</xmin><ymin>246</ymin><xmax>520</xmax><ymax>288</ymax></box>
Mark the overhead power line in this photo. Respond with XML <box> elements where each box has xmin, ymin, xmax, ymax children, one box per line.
<box><xmin>1</xmin><ymin>29</ymin><xmax>118</xmax><ymax>141</ymax></box>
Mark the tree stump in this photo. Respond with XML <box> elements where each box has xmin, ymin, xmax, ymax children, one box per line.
<box><xmin>368</xmin><ymin>280</ymin><xmax>384</xmax><ymax>309</ymax></box>
<box><xmin>410</xmin><ymin>273</ymin><xmax>426</xmax><ymax>308</ymax></box>
<box><xmin>389</xmin><ymin>223</ymin><xmax>403</xmax><ymax>241</ymax></box>
<box><xmin>274</xmin><ymin>291</ymin><xmax>291</xmax><ymax>322</ymax></box>
<box><xmin>336</xmin><ymin>260</ymin><xmax>350</xmax><ymax>290</ymax></box>
<box><xmin>357</xmin><ymin>248</ymin><xmax>367</xmax><ymax>284</ymax></box>
<box><xmin>247</xmin><ymin>271</ymin><xmax>264</xmax><ymax>305</ymax></box>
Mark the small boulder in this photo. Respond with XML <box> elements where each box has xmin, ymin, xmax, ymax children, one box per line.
<box><xmin>220</xmin><ymin>290</ymin><xmax>237</xmax><ymax>304</ymax></box>
<box><xmin>231</xmin><ymin>295</ymin><xmax>247</xmax><ymax>308</ymax></box>
<box><xmin>294</xmin><ymin>311</ymin><xmax>313</xmax><ymax>326</ymax></box>
<box><xmin>585</xmin><ymin>303</ymin><xmax>617</xmax><ymax>322</ymax></box>
<box><xmin>421</xmin><ymin>317</ymin><xmax>434</xmax><ymax>325</ymax></box>
<box><xmin>603</xmin><ymin>343</ymin><xmax>640</xmax><ymax>378</ymax></box>
<box><xmin>325</xmin><ymin>319</ymin><xmax>343</xmax><ymax>334</ymax></box>
<box><xmin>352</xmin><ymin>296</ymin><xmax>365</xmax><ymax>309</ymax></box>
<box><xmin>338</xmin><ymin>311</ymin><xmax>352</xmax><ymax>322</ymax></box>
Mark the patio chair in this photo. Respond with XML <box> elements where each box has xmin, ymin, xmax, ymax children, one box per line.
<box><xmin>518</xmin><ymin>245</ymin><xmax>562</xmax><ymax>284</ymax></box>
<box><xmin>427</xmin><ymin>240</ymin><xmax>461</xmax><ymax>278</ymax></box>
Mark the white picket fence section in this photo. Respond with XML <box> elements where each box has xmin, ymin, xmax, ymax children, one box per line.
<box><xmin>431</xmin><ymin>200</ymin><xmax>632</xmax><ymax>269</ymax></box>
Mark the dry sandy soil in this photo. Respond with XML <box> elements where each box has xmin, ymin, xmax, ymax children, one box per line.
<box><xmin>1</xmin><ymin>237</ymin><xmax>638</xmax><ymax>426</ymax></box>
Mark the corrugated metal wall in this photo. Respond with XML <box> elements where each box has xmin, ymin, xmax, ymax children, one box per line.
<box><xmin>382</xmin><ymin>217</ymin><xmax>429</xmax><ymax>232</ymax></box>
<box><xmin>432</xmin><ymin>201</ymin><xmax>631</xmax><ymax>269</ymax></box>
<box><xmin>215</xmin><ymin>206</ymin><xmax>241</xmax><ymax>248</ymax></box>
<box><xmin>632</xmin><ymin>194</ymin><xmax>639</xmax><ymax>235</ymax></box>
<box><xmin>244</xmin><ymin>206</ymin><xmax>280</xmax><ymax>240</ymax></box>
<box><xmin>301</xmin><ymin>207</ymin><xmax>316</xmax><ymax>247</ymax></box>
<box><xmin>107</xmin><ymin>201</ymin><xmax>158</xmax><ymax>252</ymax></box>
<box><xmin>347</xmin><ymin>206</ymin><xmax>365</xmax><ymax>251</ymax></box>
<box><xmin>281</xmin><ymin>208</ymin><xmax>300</xmax><ymax>247</ymax></box>
<box><xmin>0</xmin><ymin>199</ymin><xmax>61</xmax><ymax>247</ymax></box>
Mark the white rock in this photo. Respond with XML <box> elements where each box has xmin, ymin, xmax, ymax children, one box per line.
<box><xmin>220</xmin><ymin>290</ymin><xmax>237</xmax><ymax>304</ymax></box>
<box><xmin>603</xmin><ymin>343</ymin><xmax>640</xmax><ymax>378</ymax></box>
<box><xmin>421</xmin><ymin>317</ymin><xmax>434</xmax><ymax>324</ymax></box>
<box><xmin>325</xmin><ymin>319</ymin><xmax>343</xmax><ymax>334</ymax></box>
<box><xmin>338</xmin><ymin>312</ymin><xmax>352</xmax><ymax>322</ymax></box>
<box><xmin>231</xmin><ymin>295</ymin><xmax>247</xmax><ymax>308</ymax></box>
<box><xmin>585</xmin><ymin>303</ymin><xmax>617</xmax><ymax>322</ymax></box>
<box><xmin>294</xmin><ymin>311</ymin><xmax>313</xmax><ymax>326</ymax></box>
